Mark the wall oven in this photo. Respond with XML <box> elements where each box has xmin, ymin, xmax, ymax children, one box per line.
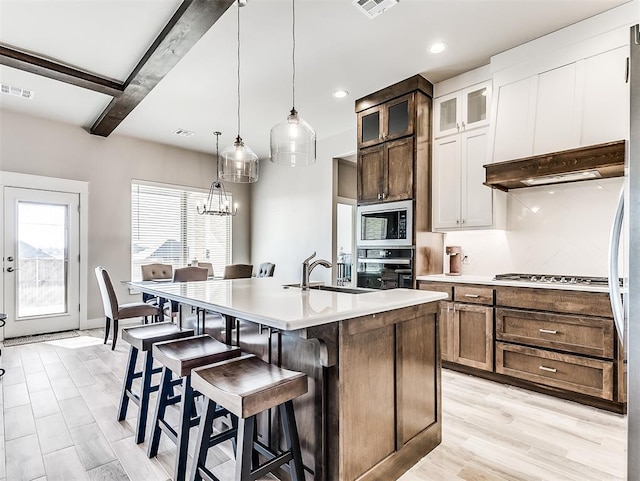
<box><xmin>356</xmin><ymin>247</ymin><xmax>414</xmax><ymax>290</ymax></box>
<box><xmin>357</xmin><ymin>200</ymin><xmax>413</xmax><ymax>247</ymax></box>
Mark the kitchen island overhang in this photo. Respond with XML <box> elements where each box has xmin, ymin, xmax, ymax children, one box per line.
<box><xmin>126</xmin><ymin>278</ymin><xmax>447</xmax><ymax>480</ymax></box>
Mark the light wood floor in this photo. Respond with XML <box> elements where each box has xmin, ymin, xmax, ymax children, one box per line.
<box><xmin>0</xmin><ymin>327</ymin><xmax>627</xmax><ymax>481</ymax></box>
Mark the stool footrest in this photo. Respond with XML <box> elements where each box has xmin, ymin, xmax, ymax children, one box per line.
<box><xmin>195</xmin><ymin>464</ymin><xmax>221</xmax><ymax>481</ymax></box>
<box><xmin>207</xmin><ymin>427</ymin><xmax>237</xmax><ymax>448</ymax></box>
<box><xmin>251</xmin><ymin>443</ymin><xmax>293</xmax><ymax>479</ymax></box>
<box><xmin>158</xmin><ymin>419</ymin><xmax>179</xmax><ymax>444</ymax></box>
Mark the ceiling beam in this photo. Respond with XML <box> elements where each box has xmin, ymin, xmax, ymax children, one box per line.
<box><xmin>90</xmin><ymin>0</ymin><xmax>235</xmax><ymax>137</ymax></box>
<box><xmin>0</xmin><ymin>45</ymin><xmax>124</xmax><ymax>97</ymax></box>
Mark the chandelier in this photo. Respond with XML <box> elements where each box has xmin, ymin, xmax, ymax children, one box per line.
<box><xmin>197</xmin><ymin>131</ymin><xmax>237</xmax><ymax>216</ymax></box>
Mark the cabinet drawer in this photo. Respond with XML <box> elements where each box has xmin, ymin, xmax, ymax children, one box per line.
<box><xmin>496</xmin><ymin>308</ymin><xmax>614</xmax><ymax>359</ymax></box>
<box><xmin>496</xmin><ymin>342</ymin><xmax>614</xmax><ymax>400</ymax></box>
<box><xmin>454</xmin><ymin>285</ymin><xmax>494</xmax><ymax>305</ymax></box>
<box><xmin>495</xmin><ymin>286</ymin><xmax>612</xmax><ymax>317</ymax></box>
<box><xmin>417</xmin><ymin>282</ymin><xmax>453</xmax><ymax>299</ymax></box>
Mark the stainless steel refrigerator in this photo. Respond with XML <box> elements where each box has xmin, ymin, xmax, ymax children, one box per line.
<box><xmin>610</xmin><ymin>22</ymin><xmax>640</xmax><ymax>479</ymax></box>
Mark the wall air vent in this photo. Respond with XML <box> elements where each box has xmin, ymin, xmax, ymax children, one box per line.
<box><xmin>352</xmin><ymin>0</ymin><xmax>399</xmax><ymax>19</ymax></box>
<box><xmin>1</xmin><ymin>83</ymin><xmax>34</xmax><ymax>100</ymax></box>
<box><xmin>173</xmin><ymin>128</ymin><xmax>195</xmax><ymax>138</ymax></box>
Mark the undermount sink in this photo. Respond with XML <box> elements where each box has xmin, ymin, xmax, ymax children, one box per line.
<box><xmin>283</xmin><ymin>284</ymin><xmax>374</xmax><ymax>294</ymax></box>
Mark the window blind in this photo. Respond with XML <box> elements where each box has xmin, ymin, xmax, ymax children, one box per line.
<box><xmin>131</xmin><ymin>182</ymin><xmax>232</xmax><ymax>281</ymax></box>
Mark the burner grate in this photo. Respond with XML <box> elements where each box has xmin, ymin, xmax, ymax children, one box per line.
<box><xmin>493</xmin><ymin>273</ymin><xmax>613</xmax><ymax>286</ymax></box>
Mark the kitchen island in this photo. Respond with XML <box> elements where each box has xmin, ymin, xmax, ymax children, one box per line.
<box><xmin>127</xmin><ymin>278</ymin><xmax>447</xmax><ymax>481</ymax></box>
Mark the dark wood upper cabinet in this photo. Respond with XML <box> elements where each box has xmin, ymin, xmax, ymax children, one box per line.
<box><xmin>357</xmin><ymin>93</ymin><xmax>415</xmax><ymax>148</ymax></box>
<box><xmin>355</xmin><ymin>75</ymin><xmax>433</xmax><ymax>209</ymax></box>
<box><xmin>358</xmin><ymin>137</ymin><xmax>414</xmax><ymax>203</ymax></box>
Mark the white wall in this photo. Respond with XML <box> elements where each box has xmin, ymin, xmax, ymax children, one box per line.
<box><xmin>251</xmin><ymin>128</ymin><xmax>356</xmax><ymax>284</ymax></box>
<box><xmin>442</xmin><ymin>177</ymin><xmax>623</xmax><ymax>277</ymax></box>
<box><xmin>0</xmin><ymin>109</ymin><xmax>251</xmax><ymax>323</ymax></box>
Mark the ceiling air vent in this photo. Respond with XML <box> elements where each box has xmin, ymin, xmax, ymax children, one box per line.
<box><xmin>1</xmin><ymin>83</ymin><xmax>34</xmax><ymax>100</ymax></box>
<box><xmin>173</xmin><ymin>128</ymin><xmax>195</xmax><ymax>138</ymax></box>
<box><xmin>352</xmin><ymin>0</ymin><xmax>399</xmax><ymax>19</ymax></box>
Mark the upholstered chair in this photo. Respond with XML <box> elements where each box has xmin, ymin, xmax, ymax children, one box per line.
<box><xmin>222</xmin><ymin>264</ymin><xmax>253</xmax><ymax>279</ymax></box>
<box><xmin>95</xmin><ymin>266</ymin><xmax>160</xmax><ymax>350</ymax></box>
<box><xmin>256</xmin><ymin>262</ymin><xmax>275</xmax><ymax>277</ymax></box>
<box><xmin>196</xmin><ymin>262</ymin><xmax>214</xmax><ymax>277</ymax></box>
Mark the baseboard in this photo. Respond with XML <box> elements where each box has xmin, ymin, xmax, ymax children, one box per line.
<box><xmin>81</xmin><ymin>317</ymin><xmax>145</xmax><ymax>331</ymax></box>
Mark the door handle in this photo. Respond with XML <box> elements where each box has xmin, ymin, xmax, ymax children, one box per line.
<box><xmin>7</xmin><ymin>256</ymin><xmax>14</xmax><ymax>262</ymax></box>
<box><xmin>6</xmin><ymin>267</ymin><xmax>15</xmax><ymax>272</ymax></box>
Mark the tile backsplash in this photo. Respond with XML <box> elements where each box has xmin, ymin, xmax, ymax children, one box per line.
<box><xmin>443</xmin><ymin>177</ymin><xmax>624</xmax><ymax>277</ymax></box>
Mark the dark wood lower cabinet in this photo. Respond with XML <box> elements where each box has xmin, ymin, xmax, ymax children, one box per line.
<box><xmin>417</xmin><ymin>280</ymin><xmax>626</xmax><ymax>413</ymax></box>
<box><xmin>452</xmin><ymin>303</ymin><xmax>493</xmax><ymax>371</ymax></box>
<box><xmin>496</xmin><ymin>341</ymin><xmax>614</xmax><ymax>400</ymax></box>
<box><xmin>217</xmin><ymin>303</ymin><xmax>441</xmax><ymax>481</ymax></box>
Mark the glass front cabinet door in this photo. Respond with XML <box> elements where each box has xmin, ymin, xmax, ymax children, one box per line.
<box><xmin>434</xmin><ymin>81</ymin><xmax>491</xmax><ymax>138</ymax></box>
<box><xmin>357</xmin><ymin>93</ymin><xmax>415</xmax><ymax>148</ymax></box>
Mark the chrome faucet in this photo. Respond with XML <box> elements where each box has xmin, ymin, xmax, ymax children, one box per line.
<box><xmin>301</xmin><ymin>251</ymin><xmax>332</xmax><ymax>290</ymax></box>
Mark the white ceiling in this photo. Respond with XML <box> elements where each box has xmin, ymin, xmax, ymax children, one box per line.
<box><xmin>0</xmin><ymin>0</ymin><xmax>631</xmax><ymax>159</ymax></box>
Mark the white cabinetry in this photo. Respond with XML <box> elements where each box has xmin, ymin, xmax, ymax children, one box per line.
<box><xmin>533</xmin><ymin>63</ymin><xmax>581</xmax><ymax>154</ymax></box>
<box><xmin>433</xmin><ymin>128</ymin><xmax>493</xmax><ymax>230</ymax></box>
<box><xmin>581</xmin><ymin>46</ymin><xmax>630</xmax><ymax>145</ymax></box>
<box><xmin>434</xmin><ymin>81</ymin><xmax>491</xmax><ymax>138</ymax></box>
<box><xmin>493</xmin><ymin>77</ymin><xmax>536</xmax><ymax>162</ymax></box>
<box><xmin>492</xmin><ymin>45</ymin><xmax>629</xmax><ymax>162</ymax></box>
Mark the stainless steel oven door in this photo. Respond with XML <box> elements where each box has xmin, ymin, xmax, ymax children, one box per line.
<box><xmin>356</xmin><ymin>255</ymin><xmax>413</xmax><ymax>290</ymax></box>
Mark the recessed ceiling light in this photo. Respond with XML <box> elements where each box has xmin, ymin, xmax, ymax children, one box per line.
<box><xmin>428</xmin><ymin>42</ymin><xmax>447</xmax><ymax>54</ymax></box>
<box><xmin>333</xmin><ymin>89</ymin><xmax>349</xmax><ymax>99</ymax></box>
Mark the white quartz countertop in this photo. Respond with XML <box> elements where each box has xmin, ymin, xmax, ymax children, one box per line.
<box><xmin>126</xmin><ymin>277</ymin><xmax>447</xmax><ymax>331</ymax></box>
<box><xmin>416</xmin><ymin>274</ymin><xmax>611</xmax><ymax>293</ymax></box>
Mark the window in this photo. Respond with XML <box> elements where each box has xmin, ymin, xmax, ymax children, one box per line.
<box><xmin>131</xmin><ymin>181</ymin><xmax>231</xmax><ymax>281</ymax></box>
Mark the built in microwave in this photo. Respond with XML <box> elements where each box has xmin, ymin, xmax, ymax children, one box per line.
<box><xmin>357</xmin><ymin>200</ymin><xmax>413</xmax><ymax>247</ymax></box>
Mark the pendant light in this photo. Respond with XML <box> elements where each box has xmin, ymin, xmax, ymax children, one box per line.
<box><xmin>198</xmin><ymin>131</ymin><xmax>237</xmax><ymax>216</ymax></box>
<box><xmin>220</xmin><ymin>0</ymin><xmax>259</xmax><ymax>183</ymax></box>
<box><xmin>269</xmin><ymin>0</ymin><xmax>316</xmax><ymax>166</ymax></box>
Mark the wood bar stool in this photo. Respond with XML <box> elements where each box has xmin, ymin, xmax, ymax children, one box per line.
<box><xmin>147</xmin><ymin>335</ymin><xmax>242</xmax><ymax>481</ymax></box>
<box><xmin>189</xmin><ymin>354</ymin><xmax>308</xmax><ymax>481</ymax></box>
<box><xmin>118</xmin><ymin>322</ymin><xmax>195</xmax><ymax>444</ymax></box>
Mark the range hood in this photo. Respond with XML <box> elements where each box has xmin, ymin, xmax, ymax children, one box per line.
<box><xmin>484</xmin><ymin>140</ymin><xmax>626</xmax><ymax>191</ymax></box>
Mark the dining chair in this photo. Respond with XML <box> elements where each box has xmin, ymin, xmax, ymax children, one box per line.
<box><xmin>197</xmin><ymin>262</ymin><xmax>214</xmax><ymax>277</ymax></box>
<box><xmin>171</xmin><ymin>267</ymin><xmax>209</xmax><ymax>331</ymax></box>
<box><xmin>140</xmin><ymin>263</ymin><xmax>173</xmax><ymax>316</ymax></box>
<box><xmin>223</xmin><ymin>263</ymin><xmax>254</xmax><ymax>279</ymax></box>
<box><xmin>256</xmin><ymin>262</ymin><xmax>275</xmax><ymax>278</ymax></box>
<box><xmin>95</xmin><ymin>266</ymin><xmax>160</xmax><ymax>350</ymax></box>
<box><xmin>173</xmin><ymin>266</ymin><xmax>209</xmax><ymax>282</ymax></box>
<box><xmin>141</xmin><ymin>263</ymin><xmax>173</xmax><ymax>281</ymax></box>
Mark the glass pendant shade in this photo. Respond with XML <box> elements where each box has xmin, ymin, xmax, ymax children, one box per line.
<box><xmin>270</xmin><ymin>108</ymin><xmax>317</xmax><ymax>166</ymax></box>
<box><xmin>219</xmin><ymin>135</ymin><xmax>259</xmax><ymax>183</ymax></box>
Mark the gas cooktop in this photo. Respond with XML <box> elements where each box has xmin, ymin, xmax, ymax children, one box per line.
<box><xmin>493</xmin><ymin>273</ymin><xmax>613</xmax><ymax>286</ymax></box>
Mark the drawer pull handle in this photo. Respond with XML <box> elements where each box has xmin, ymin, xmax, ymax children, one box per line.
<box><xmin>464</xmin><ymin>294</ymin><xmax>480</xmax><ymax>298</ymax></box>
<box><xmin>539</xmin><ymin>329</ymin><xmax>558</xmax><ymax>334</ymax></box>
<box><xmin>539</xmin><ymin>366</ymin><xmax>557</xmax><ymax>373</ymax></box>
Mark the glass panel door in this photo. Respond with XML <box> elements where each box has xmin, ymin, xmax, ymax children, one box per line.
<box><xmin>17</xmin><ymin>201</ymin><xmax>68</xmax><ymax>317</ymax></box>
<box><xmin>3</xmin><ymin>187</ymin><xmax>80</xmax><ymax>338</ymax></box>
<box><xmin>466</xmin><ymin>86</ymin><xmax>488</xmax><ymax>124</ymax></box>
<box><xmin>439</xmin><ymin>97</ymin><xmax>458</xmax><ymax>132</ymax></box>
